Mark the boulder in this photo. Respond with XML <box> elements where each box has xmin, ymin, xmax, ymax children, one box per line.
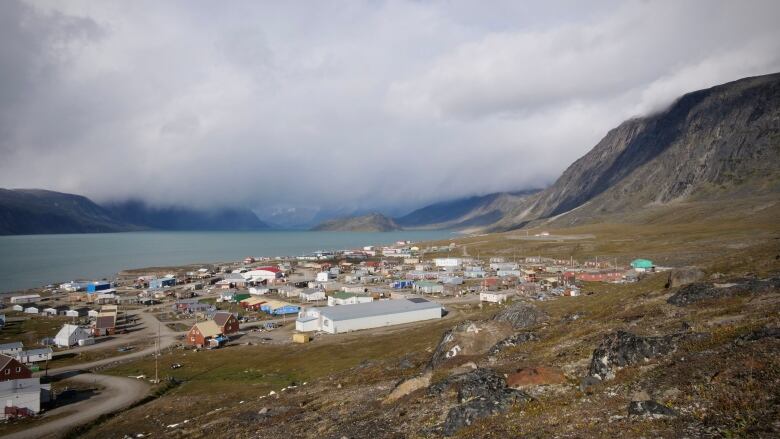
<box><xmin>588</xmin><ymin>330</ymin><xmax>680</xmax><ymax>380</ymax></box>
<box><xmin>667</xmin><ymin>277</ymin><xmax>780</xmax><ymax>306</ymax></box>
<box><xmin>507</xmin><ymin>367</ymin><xmax>566</xmax><ymax>389</ymax></box>
<box><xmin>383</xmin><ymin>371</ymin><xmax>432</xmax><ymax>404</ymax></box>
<box><xmin>665</xmin><ymin>267</ymin><xmax>705</xmax><ymax>288</ymax></box>
<box><xmin>627</xmin><ymin>400</ymin><xmax>678</xmax><ymax>418</ymax></box>
<box><xmin>488</xmin><ymin>332</ymin><xmax>539</xmax><ymax>355</ymax></box>
<box><xmin>429</xmin><ymin>321</ymin><xmax>515</xmax><ymax>369</ymax></box>
<box><xmin>492</xmin><ymin>302</ymin><xmax>547</xmax><ymax>329</ymax></box>
<box><xmin>579</xmin><ymin>376</ymin><xmax>601</xmax><ymax>394</ymax></box>
<box><xmin>431</xmin><ymin>369</ymin><xmax>531</xmax><ymax>436</ymax></box>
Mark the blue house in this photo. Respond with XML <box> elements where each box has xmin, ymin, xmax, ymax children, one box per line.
<box><xmin>150</xmin><ymin>277</ymin><xmax>176</xmax><ymax>289</ymax></box>
<box><xmin>392</xmin><ymin>280</ymin><xmax>414</xmax><ymax>289</ymax></box>
<box><xmin>86</xmin><ymin>281</ymin><xmax>111</xmax><ymax>293</ymax></box>
<box><xmin>271</xmin><ymin>305</ymin><xmax>300</xmax><ymax>315</ymax></box>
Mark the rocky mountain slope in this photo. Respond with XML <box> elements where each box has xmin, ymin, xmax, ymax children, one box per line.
<box><xmin>312</xmin><ymin>212</ymin><xmax>402</xmax><ymax>232</ymax></box>
<box><xmin>0</xmin><ymin>189</ymin><xmax>137</xmax><ymax>235</ymax></box>
<box><xmin>486</xmin><ymin>72</ymin><xmax>780</xmax><ymax>231</ymax></box>
<box><xmin>396</xmin><ymin>190</ymin><xmax>539</xmax><ymax>230</ymax></box>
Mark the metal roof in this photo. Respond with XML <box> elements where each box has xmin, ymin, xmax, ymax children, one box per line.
<box><xmin>318</xmin><ymin>299</ymin><xmax>441</xmax><ymax>322</ymax></box>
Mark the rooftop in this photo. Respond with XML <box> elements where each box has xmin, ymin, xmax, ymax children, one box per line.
<box><xmin>316</xmin><ymin>298</ymin><xmax>441</xmax><ymax>322</ymax></box>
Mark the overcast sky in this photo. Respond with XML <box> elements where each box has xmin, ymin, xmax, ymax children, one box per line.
<box><xmin>2</xmin><ymin>0</ymin><xmax>779</xmax><ymax>217</ymax></box>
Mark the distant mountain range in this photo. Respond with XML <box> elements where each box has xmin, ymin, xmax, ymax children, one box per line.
<box><xmin>311</xmin><ymin>212</ymin><xmax>402</xmax><ymax>232</ymax></box>
<box><xmin>0</xmin><ymin>190</ymin><xmax>269</xmax><ymax>235</ymax></box>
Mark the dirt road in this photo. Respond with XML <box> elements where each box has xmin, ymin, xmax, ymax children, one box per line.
<box><xmin>1</xmin><ymin>373</ymin><xmax>148</xmax><ymax>439</ymax></box>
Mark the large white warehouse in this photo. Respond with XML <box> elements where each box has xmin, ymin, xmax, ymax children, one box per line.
<box><xmin>296</xmin><ymin>298</ymin><xmax>442</xmax><ymax>334</ymax></box>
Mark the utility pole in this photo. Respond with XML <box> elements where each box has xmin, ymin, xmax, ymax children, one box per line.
<box><xmin>155</xmin><ymin>321</ymin><xmax>160</xmax><ymax>384</ymax></box>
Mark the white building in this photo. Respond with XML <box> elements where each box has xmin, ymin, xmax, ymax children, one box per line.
<box><xmin>490</xmin><ymin>262</ymin><xmax>519</xmax><ymax>271</ymax></box>
<box><xmin>316</xmin><ymin>272</ymin><xmax>332</xmax><ymax>282</ymax></box>
<box><xmin>14</xmin><ymin>348</ymin><xmax>53</xmax><ymax>364</ymax></box>
<box><xmin>9</xmin><ymin>295</ymin><xmax>40</xmax><ymax>304</ymax></box>
<box><xmin>54</xmin><ymin>324</ymin><xmax>93</xmax><ymax>348</ymax></box>
<box><xmin>497</xmin><ymin>269</ymin><xmax>523</xmax><ymax>277</ymax></box>
<box><xmin>433</xmin><ymin>258</ymin><xmax>463</xmax><ymax>268</ymax></box>
<box><xmin>249</xmin><ymin>287</ymin><xmax>270</xmax><ymax>296</ymax></box>
<box><xmin>480</xmin><ymin>291</ymin><xmax>514</xmax><ymax>303</ymax></box>
<box><xmin>244</xmin><ymin>267</ymin><xmax>282</xmax><ymax>283</ymax></box>
<box><xmin>296</xmin><ymin>298</ymin><xmax>442</xmax><ymax>334</ymax></box>
<box><xmin>0</xmin><ymin>378</ymin><xmax>51</xmax><ymax>419</ymax></box>
<box><xmin>327</xmin><ymin>292</ymin><xmax>374</xmax><ymax>306</ymax></box>
<box><xmin>299</xmin><ymin>289</ymin><xmax>326</xmax><ymax>302</ymax></box>
<box><xmin>0</xmin><ymin>342</ymin><xmax>23</xmax><ymax>356</ymax></box>
<box><xmin>23</xmin><ymin>306</ymin><xmax>40</xmax><ymax>315</ymax></box>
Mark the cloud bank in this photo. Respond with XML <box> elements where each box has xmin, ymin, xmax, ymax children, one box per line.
<box><xmin>1</xmin><ymin>0</ymin><xmax>779</xmax><ymax>216</ymax></box>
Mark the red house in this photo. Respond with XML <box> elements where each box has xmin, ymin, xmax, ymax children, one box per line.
<box><xmin>0</xmin><ymin>355</ymin><xmax>32</xmax><ymax>381</ymax></box>
<box><xmin>213</xmin><ymin>311</ymin><xmax>239</xmax><ymax>335</ymax></box>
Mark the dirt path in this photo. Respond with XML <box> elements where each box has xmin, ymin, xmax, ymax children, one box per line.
<box><xmin>0</xmin><ymin>373</ymin><xmax>148</xmax><ymax>439</ymax></box>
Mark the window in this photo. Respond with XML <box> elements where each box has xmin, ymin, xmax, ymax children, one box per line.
<box><xmin>190</xmin><ymin>337</ymin><xmax>195</xmax><ymax>342</ymax></box>
<box><xmin>15</xmin><ymin>367</ymin><xmax>21</xmax><ymax>372</ymax></box>
<box><xmin>4</xmin><ymin>369</ymin><xmax>8</xmax><ymax>375</ymax></box>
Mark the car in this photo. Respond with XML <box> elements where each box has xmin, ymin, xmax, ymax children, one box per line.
<box><xmin>170</xmin><ymin>363</ymin><xmax>182</xmax><ymax>369</ymax></box>
<box><xmin>117</xmin><ymin>346</ymin><xmax>134</xmax><ymax>352</ymax></box>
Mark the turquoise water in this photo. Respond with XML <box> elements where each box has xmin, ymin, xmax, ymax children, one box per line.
<box><xmin>0</xmin><ymin>230</ymin><xmax>454</xmax><ymax>293</ymax></box>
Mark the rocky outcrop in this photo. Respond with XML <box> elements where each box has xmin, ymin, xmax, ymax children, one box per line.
<box><xmin>429</xmin><ymin>368</ymin><xmax>531</xmax><ymax>436</ymax></box>
<box><xmin>429</xmin><ymin>321</ymin><xmax>515</xmax><ymax>368</ymax></box>
<box><xmin>492</xmin><ymin>302</ymin><xmax>547</xmax><ymax>330</ymax></box>
<box><xmin>666</xmin><ymin>267</ymin><xmax>706</xmax><ymax>288</ymax></box>
<box><xmin>588</xmin><ymin>331</ymin><xmax>681</xmax><ymax>380</ymax></box>
<box><xmin>383</xmin><ymin>371</ymin><xmax>432</xmax><ymax>404</ymax></box>
<box><xmin>627</xmin><ymin>400</ymin><xmax>678</xmax><ymax>418</ymax></box>
<box><xmin>667</xmin><ymin>277</ymin><xmax>780</xmax><ymax>306</ymax></box>
<box><xmin>488</xmin><ymin>332</ymin><xmax>539</xmax><ymax>355</ymax></box>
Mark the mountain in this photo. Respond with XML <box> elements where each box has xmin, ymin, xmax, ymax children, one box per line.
<box><xmin>103</xmin><ymin>200</ymin><xmax>270</xmax><ymax>231</ymax></box>
<box><xmin>312</xmin><ymin>212</ymin><xmax>402</xmax><ymax>232</ymax></box>
<box><xmin>0</xmin><ymin>189</ymin><xmax>138</xmax><ymax>235</ymax></box>
<box><xmin>395</xmin><ymin>190</ymin><xmax>540</xmax><ymax>230</ymax></box>
<box><xmin>473</xmin><ymin>73</ymin><xmax>780</xmax><ymax>231</ymax></box>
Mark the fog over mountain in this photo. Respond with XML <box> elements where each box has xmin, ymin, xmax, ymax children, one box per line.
<box><xmin>1</xmin><ymin>0</ymin><xmax>780</xmax><ymax>217</ymax></box>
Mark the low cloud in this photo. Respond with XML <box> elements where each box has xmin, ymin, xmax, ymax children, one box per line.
<box><xmin>1</xmin><ymin>0</ymin><xmax>779</xmax><ymax>216</ymax></box>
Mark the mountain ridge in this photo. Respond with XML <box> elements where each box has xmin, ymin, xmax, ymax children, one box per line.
<box><xmin>311</xmin><ymin>212</ymin><xmax>402</xmax><ymax>232</ymax></box>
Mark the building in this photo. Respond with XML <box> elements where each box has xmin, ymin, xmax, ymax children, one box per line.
<box><xmin>244</xmin><ymin>267</ymin><xmax>282</xmax><ymax>283</ymax></box>
<box><xmin>86</xmin><ymin>281</ymin><xmax>111</xmax><ymax>293</ymax></box>
<box><xmin>64</xmin><ymin>307</ymin><xmax>89</xmax><ymax>318</ymax></box>
<box><xmin>54</xmin><ymin>324</ymin><xmax>94</xmax><ymax>347</ymax></box>
<box><xmin>249</xmin><ymin>286</ymin><xmax>270</xmax><ymax>296</ymax></box>
<box><xmin>93</xmin><ymin>314</ymin><xmax>116</xmax><ymax>336</ymax></box>
<box><xmin>186</xmin><ymin>320</ymin><xmax>225</xmax><ymax>348</ymax></box>
<box><xmin>212</xmin><ymin>312</ymin><xmax>239</xmax><ymax>335</ymax></box>
<box><xmin>413</xmin><ymin>281</ymin><xmax>444</xmax><ymax>294</ymax></box>
<box><xmin>0</xmin><ymin>355</ymin><xmax>32</xmax><ymax>381</ymax></box>
<box><xmin>631</xmin><ymin>259</ymin><xmax>655</xmax><ymax>272</ymax></box>
<box><xmin>433</xmin><ymin>258</ymin><xmax>463</xmax><ymax>268</ymax></box>
<box><xmin>296</xmin><ymin>298</ymin><xmax>442</xmax><ymax>334</ymax></box>
<box><xmin>327</xmin><ymin>292</ymin><xmax>374</xmax><ymax>306</ymax></box>
<box><xmin>392</xmin><ymin>280</ymin><xmax>414</xmax><ymax>289</ymax></box>
<box><xmin>299</xmin><ymin>289</ymin><xmax>326</xmax><ymax>302</ymax></box>
<box><xmin>149</xmin><ymin>277</ymin><xmax>176</xmax><ymax>289</ymax></box>
<box><xmin>0</xmin><ymin>378</ymin><xmax>51</xmax><ymax>419</ymax></box>
<box><xmin>316</xmin><ymin>272</ymin><xmax>332</xmax><ymax>282</ymax></box>
<box><xmin>576</xmin><ymin>270</ymin><xmax>625</xmax><ymax>282</ymax></box>
<box><xmin>480</xmin><ymin>291</ymin><xmax>513</xmax><ymax>303</ymax></box>
<box><xmin>9</xmin><ymin>295</ymin><xmax>40</xmax><ymax>305</ymax></box>
<box><xmin>0</xmin><ymin>343</ymin><xmax>23</xmax><ymax>356</ymax></box>
<box><xmin>260</xmin><ymin>300</ymin><xmax>300</xmax><ymax>315</ymax></box>
<box><xmin>14</xmin><ymin>348</ymin><xmax>53</xmax><ymax>364</ymax></box>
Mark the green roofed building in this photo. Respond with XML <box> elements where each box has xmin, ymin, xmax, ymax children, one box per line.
<box><xmin>630</xmin><ymin>259</ymin><xmax>654</xmax><ymax>271</ymax></box>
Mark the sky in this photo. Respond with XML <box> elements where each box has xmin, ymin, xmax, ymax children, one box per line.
<box><xmin>1</xmin><ymin>0</ymin><xmax>780</xmax><ymax>220</ymax></box>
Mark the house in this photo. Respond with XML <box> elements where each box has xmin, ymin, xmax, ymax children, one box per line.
<box><xmin>9</xmin><ymin>295</ymin><xmax>40</xmax><ymax>305</ymax></box>
<box><xmin>433</xmin><ymin>258</ymin><xmax>464</xmax><ymax>268</ymax></box>
<box><xmin>631</xmin><ymin>259</ymin><xmax>655</xmax><ymax>272</ymax></box>
<box><xmin>497</xmin><ymin>269</ymin><xmax>523</xmax><ymax>277</ymax></box>
<box><xmin>296</xmin><ymin>298</ymin><xmax>442</xmax><ymax>334</ymax></box>
<box><xmin>0</xmin><ymin>355</ymin><xmax>32</xmax><ymax>381</ymax></box>
<box><xmin>216</xmin><ymin>273</ymin><xmax>249</xmax><ymax>289</ymax></box>
<box><xmin>14</xmin><ymin>348</ymin><xmax>53</xmax><ymax>364</ymax></box>
<box><xmin>278</xmin><ymin>285</ymin><xmax>301</xmax><ymax>298</ymax></box>
<box><xmin>23</xmin><ymin>306</ymin><xmax>41</xmax><ymax>315</ymax></box>
<box><xmin>244</xmin><ymin>267</ymin><xmax>282</xmax><ymax>283</ymax></box>
<box><xmin>480</xmin><ymin>291</ymin><xmax>513</xmax><ymax>303</ymax></box>
<box><xmin>213</xmin><ymin>311</ymin><xmax>240</xmax><ymax>334</ymax></box>
<box><xmin>11</xmin><ymin>305</ymin><xmax>23</xmax><ymax>312</ymax></box>
<box><xmin>86</xmin><ymin>281</ymin><xmax>111</xmax><ymax>293</ymax></box>
<box><xmin>249</xmin><ymin>286</ymin><xmax>270</xmax><ymax>296</ymax></box>
<box><xmin>42</xmin><ymin>305</ymin><xmax>69</xmax><ymax>317</ymax></box>
<box><xmin>64</xmin><ymin>307</ymin><xmax>89</xmax><ymax>318</ymax></box>
<box><xmin>0</xmin><ymin>378</ymin><xmax>51</xmax><ymax>419</ymax></box>
<box><xmin>316</xmin><ymin>272</ymin><xmax>332</xmax><ymax>282</ymax></box>
<box><xmin>299</xmin><ymin>289</ymin><xmax>326</xmax><ymax>302</ymax></box>
<box><xmin>54</xmin><ymin>324</ymin><xmax>94</xmax><ymax>347</ymax></box>
<box><xmin>464</xmin><ymin>269</ymin><xmax>487</xmax><ymax>278</ymax></box>
<box><xmin>260</xmin><ymin>300</ymin><xmax>299</xmax><ymax>315</ymax></box>
<box><xmin>327</xmin><ymin>292</ymin><xmax>374</xmax><ymax>306</ymax></box>
<box><xmin>186</xmin><ymin>321</ymin><xmax>225</xmax><ymax>348</ymax></box>
<box><xmin>149</xmin><ymin>277</ymin><xmax>176</xmax><ymax>289</ymax></box>
<box><xmin>392</xmin><ymin>280</ymin><xmax>414</xmax><ymax>289</ymax></box>
<box><xmin>413</xmin><ymin>281</ymin><xmax>444</xmax><ymax>294</ymax></box>
<box><xmin>0</xmin><ymin>343</ymin><xmax>23</xmax><ymax>356</ymax></box>
<box><xmin>93</xmin><ymin>314</ymin><xmax>116</xmax><ymax>336</ymax></box>
<box><xmin>239</xmin><ymin>297</ymin><xmax>266</xmax><ymax>311</ymax></box>
<box><xmin>576</xmin><ymin>270</ymin><xmax>625</xmax><ymax>282</ymax></box>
